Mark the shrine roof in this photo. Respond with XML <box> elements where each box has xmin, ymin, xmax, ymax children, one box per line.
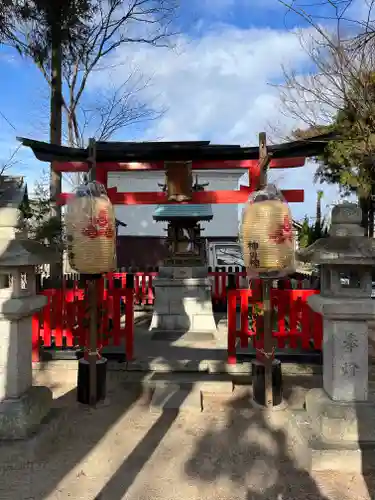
<box><xmin>17</xmin><ymin>133</ymin><xmax>336</xmax><ymax>163</ymax></box>
<box><xmin>153</xmin><ymin>204</ymin><xmax>213</xmax><ymax>221</ymax></box>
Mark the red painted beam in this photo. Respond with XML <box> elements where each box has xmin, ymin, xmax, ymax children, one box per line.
<box><xmin>53</xmin><ymin>157</ymin><xmax>306</xmax><ymax>173</ymax></box>
<box><xmin>58</xmin><ymin>188</ymin><xmax>304</xmax><ymax>205</ymax></box>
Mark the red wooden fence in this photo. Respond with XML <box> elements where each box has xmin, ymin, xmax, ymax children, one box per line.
<box><xmin>38</xmin><ymin>271</ymin><xmax>312</xmax><ymax>306</ymax></box>
<box><xmin>227</xmin><ymin>288</ymin><xmax>323</xmax><ymax>365</ymax></box>
<box><xmin>32</xmin><ymin>272</ymin><xmax>319</xmax><ymax>363</ymax></box>
<box><xmin>32</xmin><ymin>279</ymin><xmax>134</xmax><ymax>362</ymax></box>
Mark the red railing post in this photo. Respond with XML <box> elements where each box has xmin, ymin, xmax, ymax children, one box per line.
<box><xmin>32</xmin><ymin>312</ymin><xmax>41</xmax><ymax>362</ymax></box>
<box><xmin>125</xmin><ymin>273</ymin><xmax>135</xmax><ymax>361</ymax></box>
<box><xmin>227</xmin><ymin>287</ymin><xmax>237</xmax><ymax>365</ymax></box>
<box><xmin>240</xmin><ymin>289</ymin><xmax>250</xmax><ymax>348</ymax></box>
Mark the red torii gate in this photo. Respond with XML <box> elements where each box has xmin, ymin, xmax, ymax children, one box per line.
<box><xmin>17</xmin><ymin>132</ymin><xmax>334</xmax><ymax>206</ymax></box>
<box><xmin>55</xmin><ymin>159</ymin><xmax>305</xmax><ymax>205</ymax></box>
<box><xmin>54</xmin><ymin>157</ymin><xmax>305</xmax><ymax>206</ymax></box>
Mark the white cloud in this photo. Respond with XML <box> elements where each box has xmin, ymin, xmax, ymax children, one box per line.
<box><xmin>91</xmin><ymin>25</ymin><xmax>312</xmax><ymax>141</ymax></box>
<box><xmin>86</xmin><ymin>22</ymin><xmax>345</xmax><ymax>219</ymax></box>
<box><xmin>193</xmin><ymin>0</ymin><xmax>283</xmax><ymax>15</ymax></box>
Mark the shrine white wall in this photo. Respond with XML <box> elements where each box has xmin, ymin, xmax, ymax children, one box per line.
<box><xmin>108</xmin><ymin>169</ymin><xmax>243</xmax><ymax>238</ymax></box>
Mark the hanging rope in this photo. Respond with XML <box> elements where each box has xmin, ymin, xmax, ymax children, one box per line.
<box><xmin>256</xmin><ymin>346</ymin><xmax>275</xmax><ymax>359</ymax></box>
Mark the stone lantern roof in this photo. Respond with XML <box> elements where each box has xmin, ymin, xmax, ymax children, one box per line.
<box><xmin>0</xmin><ymin>176</ymin><xmax>59</xmax><ymax>267</ymax></box>
<box><xmin>297</xmin><ymin>202</ymin><xmax>375</xmax><ymax>265</ymax></box>
<box><xmin>0</xmin><ymin>240</ymin><xmax>59</xmax><ymax>267</ymax></box>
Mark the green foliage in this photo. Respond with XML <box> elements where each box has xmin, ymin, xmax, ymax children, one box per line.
<box><xmin>1</xmin><ymin>0</ymin><xmax>94</xmax><ymax>58</ymax></box>
<box><xmin>0</xmin><ymin>1</ymin><xmax>22</xmax><ymax>42</ymax></box>
<box><xmin>292</xmin><ymin>71</ymin><xmax>375</xmax><ymax>235</ymax></box>
<box><xmin>24</xmin><ymin>172</ymin><xmax>64</xmax><ymax>249</ymax></box>
<box><xmin>298</xmin><ymin>215</ymin><xmax>328</xmax><ymax>248</ymax></box>
<box><xmin>294</xmin><ymin>71</ymin><xmax>375</xmax><ymax>199</ymax></box>
<box><xmin>295</xmin><ymin>189</ymin><xmax>328</xmax><ymax>248</ymax></box>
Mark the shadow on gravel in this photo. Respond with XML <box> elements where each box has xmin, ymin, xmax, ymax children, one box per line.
<box><xmin>0</xmin><ymin>380</ymin><xmax>147</xmax><ymax>500</ymax></box>
<box><xmin>94</xmin><ymin>408</ymin><xmax>181</xmax><ymax>499</ymax></box>
<box><xmin>184</xmin><ymin>391</ymin><xmax>340</xmax><ymax>500</ymax></box>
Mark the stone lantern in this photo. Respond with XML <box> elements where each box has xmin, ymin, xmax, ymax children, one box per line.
<box><xmin>312</xmin><ymin>204</ymin><xmax>373</xmax><ymax>300</ymax></box>
<box><xmin>0</xmin><ymin>176</ymin><xmax>58</xmax><ymax>439</ymax></box>
<box><xmin>289</xmin><ymin>202</ymin><xmax>375</xmax><ymax>472</ymax></box>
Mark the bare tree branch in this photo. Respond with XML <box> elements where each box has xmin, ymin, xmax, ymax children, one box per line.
<box><xmin>275</xmin><ymin>1</ymin><xmax>375</xmax><ymax>139</ymax></box>
<box><xmin>91</xmin><ymin>74</ymin><xmax>164</xmax><ymax>141</ymax></box>
<box><xmin>5</xmin><ymin>1</ymin><xmax>177</xmax><ymax>138</ymax></box>
<box><xmin>64</xmin><ymin>0</ymin><xmax>177</xmax><ymax>148</ymax></box>
<box><xmin>5</xmin><ymin>1</ymin><xmax>177</xmax><ymax>187</ymax></box>
<box><xmin>277</xmin><ymin>0</ymin><xmax>375</xmax><ymax>235</ymax></box>
<box><xmin>0</xmin><ymin>144</ymin><xmax>22</xmax><ymax>174</ymax></box>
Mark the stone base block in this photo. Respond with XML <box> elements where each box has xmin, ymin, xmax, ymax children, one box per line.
<box><xmin>150</xmin><ymin>314</ymin><xmax>217</xmax><ymax>335</ymax></box>
<box><xmin>0</xmin><ymin>407</ymin><xmax>67</xmax><ymax>468</ymax></box>
<box><xmin>287</xmin><ymin>388</ymin><xmax>375</xmax><ymax>472</ymax></box>
<box><xmin>287</xmin><ymin>411</ymin><xmax>375</xmax><ymax>472</ymax></box>
<box><xmin>0</xmin><ymin>385</ymin><xmax>52</xmax><ymax>440</ymax></box>
<box><xmin>150</xmin><ymin>329</ymin><xmax>216</xmax><ymax>342</ymax></box>
<box><xmin>306</xmin><ymin>388</ymin><xmax>375</xmax><ymax>442</ymax></box>
<box><xmin>150</xmin><ymin>270</ymin><xmax>217</xmax><ymax>337</ymax></box>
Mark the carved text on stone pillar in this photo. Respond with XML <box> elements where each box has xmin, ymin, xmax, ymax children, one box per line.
<box><xmin>342</xmin><ymin>332</ymin><xmax>359</xmax><ymax>353</ymax></box>
<box><xmin>340</xmin><ymin>362</ymin><xmax>359</xmax><ymax>377</ymax></box>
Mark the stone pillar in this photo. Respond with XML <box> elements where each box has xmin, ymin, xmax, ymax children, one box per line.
<box><xmin>0</xmin><ymin>269</ymin><xmax>52</xmax><ymax>439</ymax></box>
<box><xmin>150</xmin><ymin>266</ymin><xmax>217</xmax><ymax>339</ymax></box>
<box><xmin>308</xmin><ymin>297</ymin><xmax>371</xmax><ymax>402</ymax></box>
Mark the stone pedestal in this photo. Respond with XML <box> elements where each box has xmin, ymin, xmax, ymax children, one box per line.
<box><xmin>0</xmin><ymin>294</ymin><xmax>52</xmax><ymax>439</ymax></box>
<box><xmin>309</xmin><ymin>296</ymin><xmax>372</xmax><ymax>402</ymax></box>
<box><xmin>288</xmin><ymin>295</ymin><xmax>375</xmax><ymax>471</ymax></box>
<box><xmin>150</xmin><ymin>266</ymin><xmax>217</xmax><ymax>339</ymax></box>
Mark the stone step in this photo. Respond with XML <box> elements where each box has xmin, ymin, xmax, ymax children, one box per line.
<box><xmin>122</xmin><ymin>371</ymin><xmax>235</xmax><ymax>393</ymax></box>
<box><xmin>123</xmin><ymin>358</ymin><xmax>324</xmax><ymax>375</ymax></box>
<box><xmin>147</xmin><ymin>384</ymin><xmax>309</xmax><ymax>413</ymax></box>
<box><xmin>32</xmin><ymin>360</ymin><xmax>324</xmax><ymax>396</ymax></box>
<box><xmin>33</xmin><ymin>359</ymin><xmax>323</xmax><ymax>375</ymax></box>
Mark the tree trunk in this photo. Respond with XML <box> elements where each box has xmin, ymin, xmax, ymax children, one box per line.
<box><xmin>369</xmin><ymin>183</ymin><xmax>375</xmax><ymax>239</ymax></box>
<box><xmin>314</xmin><ymin>191</ymin><xmax>322</xmax><ymax>238</ymax></box>
<box><xmin>360</xmin><ymin>196</ymin><xmax>370</xmax><ymax>237</ymax></box>
<box><xmin>49</xmin><ymin>18</ymin><xmax>63</xmax><ymax>280</ymax></box>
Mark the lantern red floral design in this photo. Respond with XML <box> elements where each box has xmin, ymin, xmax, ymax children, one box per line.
<box><xmin>65</xmin><ymin>183</ymin><xmax>117</xmax><ymax>274</ymax></box>
<box><xmin>81</xmin><ymin>210</ymin><xmax>114</xmax><ymax>239</ymax></box>
<box><xmin>269</xmin><ymin>215</ymin><xmax>293</xmax><ymax>244</ymax></box>
<box><xmin>97</xmin><ymin>210</ymin><xmax>110</xmax><ymax>228</ymax></box>
<box><xmin>82</xmin><ymin>223</ymin><xmax>98</xmax><ymax>239</ymax></box>
<box><xmin>240</xmin><ymin>184</ymin><xmax>295</xmax><ymax>277</ymax></box>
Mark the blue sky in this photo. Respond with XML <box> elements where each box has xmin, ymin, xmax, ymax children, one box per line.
<box><xmin>0</xmin><ymin>0</ymin><xmax>360</xmax><ymax>221</ymax></box>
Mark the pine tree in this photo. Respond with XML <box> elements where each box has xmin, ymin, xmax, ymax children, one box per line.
<box><xmin>23</xmin><ymin>171</ymin><xmax>63</xmax><ymax>249</ymax></box>
<box><xmin>297</xmin><ymin>191</ymin><xmax>328</xmax><ymax>248</ymax></box>
<box><xmin>293</xmin><ymin>71</ymin><xmax>375</xmax><ymax>236</ymax></box>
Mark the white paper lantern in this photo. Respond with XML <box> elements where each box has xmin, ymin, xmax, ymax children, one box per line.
<box><xmin>65</xmin><ymin>182</ymin><xmax>117</xmax><ymax>274</ymax></box>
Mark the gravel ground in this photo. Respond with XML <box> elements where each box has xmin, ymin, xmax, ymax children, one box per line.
<box><xmin>0</xmin><ymin>379</ymin><xmax>374</xmax><ymax>500</ymax></box>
